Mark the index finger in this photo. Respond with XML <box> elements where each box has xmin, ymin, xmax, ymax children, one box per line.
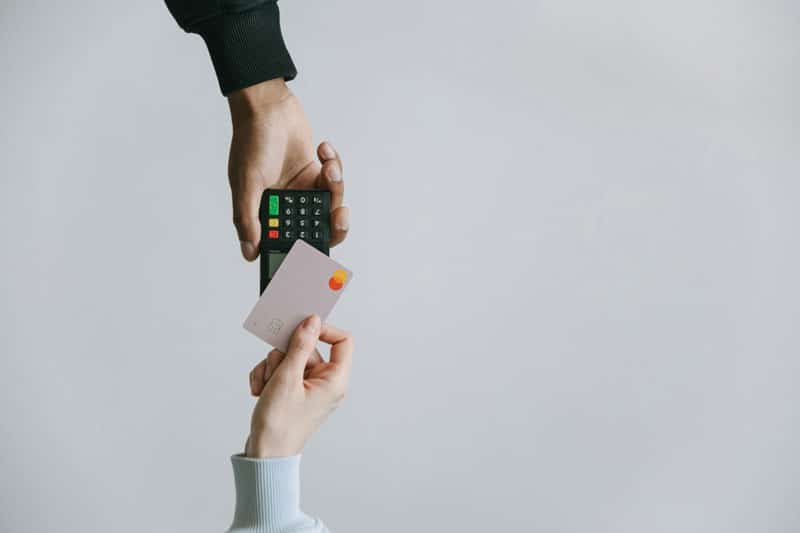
<box><xmin>316</xmin><ymin>142</ymin><xmax>344</xmax><ymax>211</ymax></box>
<box><xmin>319</xmin><ymin>323</ymin><xmax>354</xmax><ymax>374</ymax></box>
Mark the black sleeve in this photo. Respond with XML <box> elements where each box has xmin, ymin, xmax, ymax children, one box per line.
<box><xmin>165</xmin><ymin>0</ymin><xmax>297</xmax><ymax>95</ymax></box>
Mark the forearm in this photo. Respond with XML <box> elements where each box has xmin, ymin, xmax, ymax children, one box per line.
<box><xmin>164</xmin><ymin>0</ymin><xmax>296</xmax><ymax>95</ymax></box>
<box><xmin>227</xmin><ymin>454</ymin><xmax>329</xmax><ymax>533</ymax></box>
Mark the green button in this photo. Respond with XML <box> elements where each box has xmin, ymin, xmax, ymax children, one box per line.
<box><xmin>268</xmin><ymin>195</ymin><xmax>279</xmax><ymax>216</ymax></box>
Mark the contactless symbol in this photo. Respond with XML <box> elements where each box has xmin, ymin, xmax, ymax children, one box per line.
<box><xmin>328</xmin><ymin>269</ymin><xmax>347</xmax><ymax>291</ymax></box>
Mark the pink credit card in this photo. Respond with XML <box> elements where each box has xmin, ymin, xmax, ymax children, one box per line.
<box><xmin>243</xmin><ymin>240</ymin><xmax>353</xmax><ymax>352</ymax></box>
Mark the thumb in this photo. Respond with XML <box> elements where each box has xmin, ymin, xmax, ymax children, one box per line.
<box><xmin>232</xmin><ymin>183</ymin><xmax>263</xmax><ymax>261</ymax></box>
<box><xmin>279</xmin><ymin>315</ymin><xmax>321</xmax><ymax>379</ymax></box>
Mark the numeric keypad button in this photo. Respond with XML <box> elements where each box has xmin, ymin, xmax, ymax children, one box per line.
<box><xmin>298</xmin><ymin>207</ymin><xmax>308</xmax><ymax>217</ymax></box>
<box><xmin>282</xmin><ymin>195</ymin><xmax>295</xmax><ymax>204</ymax></box>
<box><xmin>283</xmin><ymin>207</ymin><xmax>294</xmax><ymax>216</ymax></box>
<box><xmin>312</xmin><ymin>207</ymin><xmax>322</xmax><ymax>217</ymax></box>
<box><xmin>312</xmin><ymin>195</ymin><xmax>323</xmax><ymax>205</ymax></box>
<box><xmin>283</xmin><ymin>230</ymin><xmax>295</xmax><ymax>240</ymax></box>
<box><xmin>298</xmin><ymin>195</ymin><xmax>309</xmax><ymax>205</ymax></box>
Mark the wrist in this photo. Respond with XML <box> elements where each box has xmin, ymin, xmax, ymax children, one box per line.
<box><xmin>246</xmin><ymin>430</ymin><xmax>299</xmax><ymax>459</ymax></box>
<box><xmin>228</xmin><ymin>78</ymin><xmax>291</xmax><ymax>121</ymax></box>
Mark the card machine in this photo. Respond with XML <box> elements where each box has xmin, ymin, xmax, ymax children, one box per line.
<box><xmin>259</xmin><ymin>189</ymin><xmax>331</xmax><ymax>293</ymax></box>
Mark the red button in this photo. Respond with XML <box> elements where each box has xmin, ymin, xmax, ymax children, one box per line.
<box><xmin>268</xmin><ymin>230</ymin><xmax>279</xmax><ymax>239</ymax></box>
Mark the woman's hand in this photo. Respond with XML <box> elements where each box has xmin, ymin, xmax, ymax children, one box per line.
<box><xmin>245</xmin><ymin>315</ymin><xmax>354</xmax><ymax>458</ymax></box>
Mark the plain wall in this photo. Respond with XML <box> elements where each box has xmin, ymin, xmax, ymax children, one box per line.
<box><xmin>1</xmin><ymin>1</ymin><xmax>798</xmax><ymax>531</ymax></box>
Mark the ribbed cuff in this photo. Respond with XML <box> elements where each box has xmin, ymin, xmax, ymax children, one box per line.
<box><xmin>229</xmin><ymin>454</ymin><xmax>308</xmax><ymax>531</ymax></box>
<box><xmin>194</xmin><ymin>1</ymin><xmax>297</xmax><ymax>96</ymax></box>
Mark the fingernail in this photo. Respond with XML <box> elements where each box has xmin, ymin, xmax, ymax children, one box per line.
<box><xmin>240</xmin><ymin>241</ymin><xmax>256</xmax><ymax>258</ymax></box>
<box><xmin>335</xmin><ymin>218</ymin><xmax>349</xmax><ymax>232</ymax></box>
<box><xmin>305</xmin><ymin>315</ymin><xmax>320</xmax><ymax>331</ymax></box>
<box><xmin>328</xmin><ymin>164</ymin><xmax>342</xmax><ymax>182</ymax></box>
<box><xmin>321</xmin><ymin>143</ymin><xmax>336</xmax><ymax>160</ymax></box>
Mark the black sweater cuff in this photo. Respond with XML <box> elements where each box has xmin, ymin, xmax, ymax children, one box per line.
<box><xmin>193</xmin><ymin>2</ymin><xmax>297</xmax><ymax>96</ymax></box>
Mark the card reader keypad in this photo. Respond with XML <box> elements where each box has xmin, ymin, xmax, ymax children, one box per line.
<box><xmin>259</xmin><ymin>189</ymin><xmax>331</xmax><ymax>293</ymax></box>
<box><xmin>266</xmin><ymin>192</ymin><xmax>328</xmax><ymax>244</ymax></box>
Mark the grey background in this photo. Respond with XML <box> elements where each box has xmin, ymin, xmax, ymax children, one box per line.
<box><xmin>1</xmin><ymin>1</ymin><xmax>798</xmax><ymax>532</ymax></box>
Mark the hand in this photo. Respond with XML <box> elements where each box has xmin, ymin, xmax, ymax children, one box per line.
<box><xmin>227</xmin><ymin>79</ymin><xmax>350</xmax><ymax>261</ymax></box>
<box><xmin>245</xmin><ymin>315</ymin><xmax>354</xmax><ymax>458</ymax></box>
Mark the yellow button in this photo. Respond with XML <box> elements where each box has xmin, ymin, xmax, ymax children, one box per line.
<box><xmin>268</xmin><ymin>218</ymin><xmax>279</xmax><ymax>228</ymax></box>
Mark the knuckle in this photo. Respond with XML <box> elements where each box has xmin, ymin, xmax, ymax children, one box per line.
<box><xmin>289</xmin><ymin>337</ymin><xmax>305</xmax><ymax>353</ymax></box>
<box><xmin>232</xmin><ymin>213</ymin><xmax>254</xmax><ymax>228</ymax></box>
<box><xmin>331</xmin><ymin>383</ymin><xmax>348</xmax><ymax>405</ymax></box>
<box><xmin>291</xmin><ymin>333</ymin><xmax>314</xmax><ymax>352</ymax></box>
<box><xmin>338</xmin><ymin>330</ymin><xmax>354</xmax><ymax>347</ymax></box>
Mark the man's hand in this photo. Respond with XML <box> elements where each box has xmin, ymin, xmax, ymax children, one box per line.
<box><xmin>245</xmin><ymin>315</ymin><xmax>354</xmax><ymax>458</ymax></box>
<box><xmin>228</xmin><ymin>79</ymin><xmax>350</xmax><ymax>261</ymax></box>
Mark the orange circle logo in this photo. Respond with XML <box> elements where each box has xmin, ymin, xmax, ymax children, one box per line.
<box><xmin>329</xmin><ymin>269</ymin><xmax>347</xmax><ymax>291</ymax></box>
